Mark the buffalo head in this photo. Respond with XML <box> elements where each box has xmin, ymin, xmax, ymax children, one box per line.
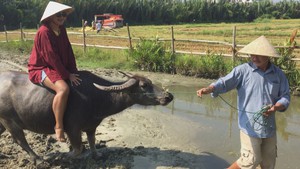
<box><xmin>93</xmin><ymin>71</ymin><xmax>173</xmax><ymax>106</ymax></box>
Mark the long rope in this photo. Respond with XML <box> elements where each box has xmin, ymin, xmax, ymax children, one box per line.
<box><xmin>143</xmin><ymin>91</ymin><xmax>272</xmax><ymax>130</ymax></box>
<box><xmin>167</xmin><ymin>91</ymin><xmax>272</xmax><ymax>130</ymax></box>
<box><xmin>217</xmin><ymin>95</ymin><xmax>272</xmax><ymax>130</ymax></box>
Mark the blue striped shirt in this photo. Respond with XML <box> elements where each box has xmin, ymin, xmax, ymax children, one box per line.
<box><xmin>211</xmin><ymin>62</ymin><xmax>290</xmax><ymax>138</ymax></box>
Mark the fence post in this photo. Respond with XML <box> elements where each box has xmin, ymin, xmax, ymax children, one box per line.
<box><xmin>126</xmin><ymin>23</ymin><xmax>132</xmax><ymax>51</ymax></box>
<box><xmin>232</xmin><ymin>26</ymin><xmax>236</xmax><ymax>65</ymax></box>
<box><xmin>82</xmin><ymin>20</ymin><xmax>86</xmax><ymax>53</ymax></box>
<box><xmin>4</xmin><ymin>25</ymin><xmax>8</xmax><ymax>42</ymax></box>
<box><xmin>171</xmin><ymin>26</ymin><xmax>175</xmax><ymax>55</ymax></box>
<box><xmin>171</xmin><ymin>26</ymin><xmax>175</xmax><ymax>74</ymax></box>
<box><xmin>126</xmin><ymin>23</ymin><xmax>133</xmax><ymax>61</ymax></box>
<box><xmin>20</xmin><ymin>22</ymin><xmax>24</xmax><ymax>41</ymax></box>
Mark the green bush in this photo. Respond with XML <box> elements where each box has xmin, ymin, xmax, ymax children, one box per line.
<box><xmin>175</xmin><ymin>54</ymin><xmax>198</xmax><ymax>76</ymax></box>
<box><xmin>194</xmin><ymin>53</ymin><xmax>229</xmax><ymax>79</ymax></box>
<box><xmin>175</xmin><ymin>53</ymin><xmax>230</xmax><ymax>79</ymax></box>
<box><xmin>129</xmin><ymin>39</ymin><xmax>232</xmax><ymax>79</ymax></box>
<box><xmin>274</xmin><ymin>35</ymin><xmax>300</xmax><ymax>88</ymax></box>
<box><xmin>128</xmin><ymin>38</ymin><xmax>174</xmax><ymax>73</ymax></box>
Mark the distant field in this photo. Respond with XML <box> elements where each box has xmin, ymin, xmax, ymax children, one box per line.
<box><xmin>1</xmin><ymin>19</ymin><xmax>300</xmax><ymax>57</ymax></box>
<box><xmin>80</xmin><ymin>19</ymin><xmax>300</xmax><ymax>44</ymax></box>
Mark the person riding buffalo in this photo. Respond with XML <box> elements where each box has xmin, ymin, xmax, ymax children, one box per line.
<box><xmin>28</xmin><ymin>1</ymin><xmax>81</xmax><ymax>142</ymax></box>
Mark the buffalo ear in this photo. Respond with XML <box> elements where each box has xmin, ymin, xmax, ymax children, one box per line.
<box><xmin>93</xmin><ymin>78</ymin><xmax>137</xmax><ymax>91</ymax></box>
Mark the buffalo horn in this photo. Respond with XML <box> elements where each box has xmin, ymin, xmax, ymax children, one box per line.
<box><xmin>118</xmin><ymin>71</ymin><xmax>133</xmax><ymax>78</ymax></box>
<box><xmin>93</xmin><ymin>78</ymin><xmax>137</xmax><ymax>91</ymax></box>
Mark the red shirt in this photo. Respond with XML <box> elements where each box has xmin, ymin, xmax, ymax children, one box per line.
<box><xmin>28</xmin><ymin>24</ymin><xmax>77</xmax><ymax>83</ymax></box>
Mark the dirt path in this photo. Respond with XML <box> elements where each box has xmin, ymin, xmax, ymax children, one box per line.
<box><xmin>0</xmin><ymin>52</ymin><xmax>228</xmax><ymax>169</ymax></box>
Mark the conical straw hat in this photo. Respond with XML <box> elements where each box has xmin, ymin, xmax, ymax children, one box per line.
<box><xmin>40</xmin><ymin>1</ymin><xmax>73</xmax><ymax>22</ymax></box>
<box><xmin>238</xmin><ymin>36</ymin><xmax>280</xmax><ymax>58</ymax></box>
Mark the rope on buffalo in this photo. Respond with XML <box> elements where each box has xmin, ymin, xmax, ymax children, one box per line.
<box><xmin>144</xmin><ymin>90</ymin><xmax>272</xmax><ymax>130</ymax></box>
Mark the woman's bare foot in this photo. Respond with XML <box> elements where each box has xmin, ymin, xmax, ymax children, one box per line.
<box><xmin>54</xmin><ymin>128</ymin><xmax>66</xmax><ymax>142</ymax></box>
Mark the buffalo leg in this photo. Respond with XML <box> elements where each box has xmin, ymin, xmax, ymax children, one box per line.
<box><xmin>66</xmin><ymin>129</ymin><xmax>83</xmax><ymax>157</ymax></box>
<box><xmin>0</xmin><ymin>123</ymin><xmax>6</xmax><ymax>135</ymax></box>
<box><xmin>3</xmin><ymin>121</ymin><xmax>41</xmax><ymax>164</ymax></box>
<box><xmin>86</xmin><ymin>128</ymin><xmax>102</xmax><ymax>158</ymax></box>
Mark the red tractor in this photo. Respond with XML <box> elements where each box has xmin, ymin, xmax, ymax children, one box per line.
<box><xmin>94</xmin><ymin>13</ymin><xmax>124</xmax><ymax>29</ymax></box>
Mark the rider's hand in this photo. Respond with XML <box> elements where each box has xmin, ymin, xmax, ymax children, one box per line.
<box><xmin>69</xmin><ymin>73</ymin><xmax>81</xmax><ymax>86</ymax></box>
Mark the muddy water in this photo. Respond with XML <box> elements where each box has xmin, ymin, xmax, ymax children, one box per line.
<box><xmin>140</xmin><ymin>83</ymin><xmax>300</xmax><ymax>169</ymax></box>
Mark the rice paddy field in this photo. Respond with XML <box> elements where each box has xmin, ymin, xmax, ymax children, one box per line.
<box><xmin>1</xmin><ymin>19</ymin><xmax>300</xmax><ymax>57</ymax></box>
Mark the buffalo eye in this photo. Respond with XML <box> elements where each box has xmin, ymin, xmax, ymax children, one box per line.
<box><xmin>140</xmin><ymin>81</ymin><xmax>148</xmax><ymax>88</ymax></box>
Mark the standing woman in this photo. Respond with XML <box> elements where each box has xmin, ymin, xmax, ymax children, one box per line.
<box><xmin>28</xmin><ymin>1</ymin><xmax>81</xmax><ymax>142</ymax></box>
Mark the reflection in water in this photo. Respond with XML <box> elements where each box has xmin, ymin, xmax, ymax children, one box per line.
<box><xmin>136</xmin><ymin>84</ymin><xmax>300</xmax><ymax>169</ymax></box>
<box><xmin>166</xmin><ymin>85</ymin><xmax>300</xmax><ymax>140</ymax></box>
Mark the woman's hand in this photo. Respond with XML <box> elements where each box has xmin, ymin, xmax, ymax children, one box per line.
<box><xmin>69</xmin><ymin>73</ymin><xmax>81</xmax><ymax>86</ymax></box>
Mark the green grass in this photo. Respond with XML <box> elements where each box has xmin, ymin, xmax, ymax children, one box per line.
<box><xmin>73</xmin><ymin>47</ymin><xmax>134</xmax><ymax>70</ymax></box>
<box><xmin>0</xmin><ymin>40</ymin><xmax>33</xmax><ymax>54</ymax></box>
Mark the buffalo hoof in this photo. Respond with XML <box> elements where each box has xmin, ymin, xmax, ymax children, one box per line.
<box><xmin>36</xmin><ymin>160</ymin><xmax>50</xmax><ymax>168</ymax></box>
<box><xmin>91</xmin><ymin>151</ymin><xmax>103</xmax><ymax>160</ymax></box>
<box><xmin>34</xmin><ymin>157</ymin><xmax>50</xmax><ymax>168</ymax></box>
<box><xmin>66</xmin><ymin>146</ymin><xmax>84</xmax><ymax>159</ymax></box>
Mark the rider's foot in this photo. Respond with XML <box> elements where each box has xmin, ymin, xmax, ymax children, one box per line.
<box><xmin>54</xmin><ymin>128</ymin><xmax>66</xmax><ymax>142</ymax></box>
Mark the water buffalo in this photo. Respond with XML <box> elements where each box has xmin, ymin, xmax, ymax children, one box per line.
<box><xmin>0</xmin><ymin>70</ymin><xmax>173</xmax><ymax>165</ymax></box>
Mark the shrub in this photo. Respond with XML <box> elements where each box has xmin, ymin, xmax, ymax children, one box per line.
<box><xmin>128</xmin><ymin>38</ymin><xmax>174</xmax><ymax>73</ymax></box>
<box><xmin>175</xmin><ymin>54</ymin><xmax>198</xmax><ymax>76</ymax></box>
<box><xmin>274</xmin><ymin>30</ymin><xmax>300</xmax><ymax>88</ymax></box>
<box><xmin>195</xmin><ymin>53</ymin><xmax>228</xmax><ymax>79</ymax></box>
<box><xmin>176</xmin><ymin>53</ymin><xmax>229</xmax><ymax>79</ymax></box>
